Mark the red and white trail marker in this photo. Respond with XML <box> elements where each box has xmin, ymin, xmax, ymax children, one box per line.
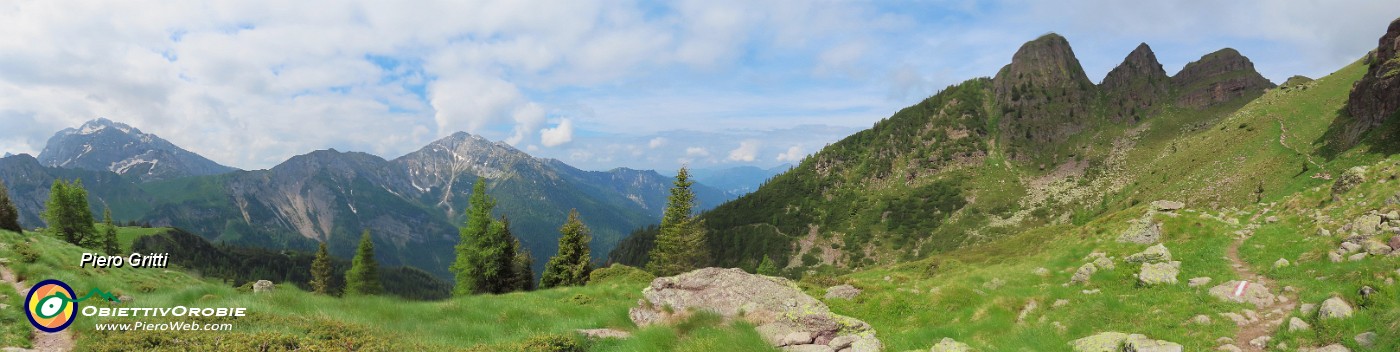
<box><xmin>1234</xmin><ymin>281</ymin><xmax>1249</xmax><ymax>297</ymax></box>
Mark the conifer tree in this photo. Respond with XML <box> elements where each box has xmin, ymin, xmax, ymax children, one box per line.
<box><xmin>451</xmin><ymin>181</ymin><xmax>519</xmax><ymax>295</ymax></box>
<box><xmin>480</xmin><ymin>216</ymin><xmax>516</xmax><ymax>294</ymax></box>
<box><xmin>310</xmin><ymin>242</ymin><xmax>333</xmax><ymax>295</ymax></box>
<box><xmin>101</xmin><ymin>207</ymin><xmax>119</xmax><ymax>255</ymax></box>
<box><xmin>345</xmin><ymin>230</ymin><xmax>382</xmax><ymax>295</ymax></box>
<box><xmin>540</xmin><ymin>209</ymin><xmax>592</xmax><ymax>288</ymax></box>
<box><xmin>43</xmin><ymin>179</ymin><xmax>96</xmax><ymax>246</ymax></box>
<box><xmin>509</xmin><ymin>236</ymin><xmax>535</xmax><ymax>291</ymax></box>
<box><xmin>757</xmin><ymin>255</ymin><xmax>778</xmax><ymax>276</ymax></box>
<box><xmin>0</xmin><ymin>180</ymin><xmax>21</xmax><ymax>233</ymax></box>
<box><xmin>646</xmin><ymin>167</ymin><xmax>710</xmax><ymax>276</ymax></box>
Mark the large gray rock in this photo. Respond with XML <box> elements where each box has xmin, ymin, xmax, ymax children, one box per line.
<box><xmin>252</xmin><ymin>280</ymin><xmax>275</xmax><ymax>294</ymax></box>
<box><xmin>825</xmin><ymin>285</ymin><xmax>861</xmax><ymax>300</ymax></box>
<box><xmin>1137</xmin><ymin>261</ymin><xmax>1181</xmax><ymax>286</ymax></box>
<box><xmin>1151</xmin><ymin>200</ymin><xmax>1185</xmax><ymax>211</ymax></box>
<box><xmin>1363</xmin><ymin>240</ymin><xmax>1392</xmax><ymax>255</ymax></box>
<box><xmin>1208</xmin><ymin>281</ymin><xmax>1276</xmax><ymax>308</ymax></box>
<box><xmin>1354</xmin><ymin>331</ymin><xmax>1377</xmax><ymax>348</ymax></box>
<box><xmin>1317</xmin><ymin>297</ymin><xmax>1354</xmax><ymax>320</ymax></box>
<box><xmin>1071</xmin><ymin>263</ymin><xmax>1098</xmax><ymax>285</ymax></box>
<box><xmin>1300</xmin><ymin>344</ymin><xmax>1351</xmax><ymax>352</ymax></box>
<box><xmin>1126</xmin><ymin>244</ymin><xmax>1172</xmax><ymax>264</ymax></box>
<box><xmin>1119</xmin><ymin>219</ymin><xmax>1163</xmax><ymax>244</ymax></box>
<box><xmin>1069</xmin><ymin>332</ymin><xmax>1181</xmax><ymax>352</ymax></box>
<box><xmin>929</xmin><ymin>337</ymin><xmax>972</xmax><ymax>352</ymax></box>
<box><xmin>629</xmin><ymin>268</ymin><xmax>880</xmax><ymax>351</ymax></box>
<box><xmin>1351</xmin><ymin>213</ymin><xmax>1384</xmax><ymax>235</ymax></box>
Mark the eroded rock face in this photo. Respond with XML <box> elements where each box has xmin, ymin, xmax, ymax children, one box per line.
<box><xmin>1170</xmin><ymin>48</ymin><xmax>1275</xmax><ymax>109</ymax></box>
<box><xmin>629</xmin><ymin>268</ymin><xmax>881</xmax><ymax>351</ymax></box>
<box><xmin>1335</xmin><ymin>17</ymin><xmax>1400</xmax><ymax>149</ymax></box>
<box><xmin>992</xmin><ymin>33</ymin><xmax>1097</xmax><ymax>159</ymax></box>
<box><xmin>1101</xmin><ymin>43</ymin><xmax>1171</xmax><ymax>123</ymax></box>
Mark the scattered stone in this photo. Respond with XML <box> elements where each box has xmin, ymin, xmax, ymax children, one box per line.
<box><xmin>1363</xmin><ymin>240</ymin><xmax>1392</xmax><ymax>255</ymax></box>
<box><xmin>1069</xmin><ymin>332</ymin><xmax>1180</xmax><ymax>352</ymax></box>
<box><xmin>1317</xmin><ymin>228</ymin><xmax>1332</xmax><ymax>237</ymax></box>
<box><xmin>1216</xmin><ymin>344</ymin><xmax>1242</xmax><ymax>352</ymax></box>
<box><xmin>1190</xmin><ymin>315</ymin><xmax>1212</xmax><ymax>325</ymax></box>
<box><xmin>1348</xmin><ymin>252</ymin><xmax>1367</xmax><ymax>261</ymax></box>
<box><xmin>1016</xmin><ymin>300</ymin><xmax>1038</xmax><ymax>324</ymax></box>
<box><xmin>1288</xmin><ymin>317</ymin><xmax>1311</xmax><ymax>332</ymax></box>
<box><xmin>1351</xmin><ymin>213</ymin><xmax>1384</xmax><ymax>235</ymax></box>
<box><xmin>1188</xmin><ymin>277</ymin><xmax>1212</xmax><ymax>287</ymax></box>
<box><xmin>577</xmin><ymin>328</ymin><xmax>631</xmax><ymax>339</ymax></box>
<box><xmin>118</xmin><ymin>295</ymin><xmax>133</xmax><ymax>304</ymax></box>
<box><xmin>252</xmin><ymin>280</ymin><xmax>274</xmax><ymax>294</ymax></box>
<box><xmin>1082</xmin><ymin>289</ymin><xmax>1101</xmax><ymax>295</ymax></box>
<box><xmin>1318</xmin><ymin>297</ymin><xmax>1354</xmax><ymax>319</ymax></box>
<box><xmin>1124</xmin><ymin>334</ymin><xmax>1184</xmax><ymax>352</ymax></box>
<box><xmin>1208</xmin><ymin>281</ymin><xmax>1276</xmax><ymax>308</ymax></box>
<box><xmin>1216</xmin><ymin>337</ymin><xmax>1234</xmax><ymax>344</ymax></box>
<box><xmin>629</xmin><ymin>268</ymin><xmax>880</xmax><ymax>351</ymax></box>
<box><xmin>1126</xmin><ymin>244</ymin><xmax>1173</xmax><ymax>264</ymax></box>
<box><xmin>929</xmin><ymin>337</ymin><xmax>972</xmax><ymax>352</ymax></box>
<box><xmin>1248</xmin><ymin>336</ymin><xmax>1271</xmax><ymax>349</ymax></box>
<box><xmin>1328</xmin><ymin>251</ymin><xmax>1344</xmax><ymax>263</ymax></box>
<box><xmin>1151</xmin><ymin>200</ymin><xmax>1185</xmax><ymax>211</ymax></box>
<box><xmin>1266</xmin><ymin>216</ymin><xmax>1280</xmax><ymax>223</ymax></box>
<box><xmin>1220</xmin><ymin>312</ymin><xmax>1249</xmax><ymax>326</ymax></box>
<box><xmin>1385</xmin><ymin>211</ymin><xmax>1400</xmax><ymax>221</ymax></box>
<box><xmin>1119</xmin><ymin>218</ymin><xmax>1163</xmax><ymax>245</ymax></box>
<box><xmin>1070</xmin><ymin>263</ymin><xmax>1098</xmax><ymax>285</ymax></box>
<box><xmin>1091</xmin><ymin>256</ymin><xmax>1115</xmax><ymax>271</ymax></box>
<box><xmin>1053</xmin><ymin>299</ymin><xmax>1070</xmax><ymax>308</ymax></box>
<box><xmin>1354</xmin><ymin>331</ymin><xmax>1377</xmax><ymax>348</ymax></box>
<box><xmin>1300</xmin><ymin>344</ymin><xmax>1351</xmax><ymax>352</ymax></box>
<box><xmin>1340</xmin><ymin>242</ymin><xmax>1363</xmax><ymax>253</ymax></box>
<box><xmin>1388</xmin><ymin>235</ymin><xmax>1400</xmax><ymax>250</ymax></box>
<box><xmin>1273</xmin><ymin>258</ymin><xmax>1290</xmax><ymax>268</ymax></box>
<box><xmin>1032</xmin><ymin>267</ymin><xmax>1050</xmax><ymax>276</ymax></box>
<box><xmin>1137</xmin><ymin>261</ymin><xmax>1181</xmax><ymax>286</ymax></box>
<box><xmin>824</xmin><ymin>285</ymin><xmax>861</xmax><ymax>300</ymax></box>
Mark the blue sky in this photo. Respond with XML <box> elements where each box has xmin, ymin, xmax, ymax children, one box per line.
<box><xmin>1</xmin><ymin>1</ymin><xmax>1397</xmax><ymax>171</ymax></box>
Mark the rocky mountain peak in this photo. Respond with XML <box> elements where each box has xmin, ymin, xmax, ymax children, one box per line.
<box><xmin>1171</xmin><ymin>48</ymin><xmax>1275</xmax><ymax>109</ymax></box>
<box><xmin>993</xmin><ymin>33</ymin><xmax>1097</xmax><ymax>160</ymax></box>
<box><xmin>1101</xmin><ymin>43</ymin><xmax>1170</xmax><ymax>123</ymax></box>
<box><xmin>994</xmin><ymin>33</ymin><xmax>1094</xmax><ymax>91</ymax></box>
<box><xmin>38</xmin><ymin>118</ymin><xmax>236</xmax><ymax>182</ymax></box>
<box><xmin>1333</xmin><ymin>17</ymin><xmax>1400</xmax><ymax>149</ymax></box>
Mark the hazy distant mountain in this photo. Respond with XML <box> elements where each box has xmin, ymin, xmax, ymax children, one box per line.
<box><xmin>37</xmin><ymin>118</ymin><xmax>236</xmax><ymax>182</ymax></box>
<box><xmin>690</xmin><ymin>164</ymin><xmax>791</xmax><ymax>197</ymax></box>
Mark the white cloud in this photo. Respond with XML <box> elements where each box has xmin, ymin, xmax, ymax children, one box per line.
<box><xmin>727</xmin><ymin>140</ymin><xmax>759</xmax><ymax>162</ymax></box>
<box><xmin>539</xmin><ymin>118</ymin><xmax>574</xmax><ymax>147</ymax></box>
<box><xmin>776</xmin><ymin>145</ymin><xmax>805</xmax><ymax>162</ymax></box>
<box><xmin>685</xmin><ymin>147</ymin><xmax>710</xmax><ymax>157</ymax></box>
<box><xmin>648</xmin><ymin>137</ymin><xmax>667</xmax><ymax>148</ymax></box>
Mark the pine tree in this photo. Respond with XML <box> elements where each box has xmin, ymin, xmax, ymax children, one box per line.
<box><xmin>310</xmin><ymin>242</ymin><xmax>332</xmax><ymax>295</ymax></box>
<box><xmin>451</xmin><ymin>181</ymin><xmax>519</xmax><ymax>295</ymax></box>
<box><xmin>757</xmin><ymin>255</ymin><xmax>778</xmax><ymax>276</ymax></box>
<box><xmin>647</xmin><ymin>167</ymin><xmax>710</xmax><ymax>276</ymax></box>
<box><xmin>344</xmin><ymin>230</ymin><xmax>382</xmax><ymax>295</ymax></box>
<box><xmin>0</xmin><ymin>180</ymin><xmax>21</xmax><ymax>233</ymax></box>
<box><xmin>43</xmin><ymin>179</ymin><xmax>96</xmax><ymax>247</ymax></box>
<box><xmin>480</xmin><ymin>216</ymin><xmax>516</xmax><ymax>294</ymax></box>
<box><xmin>540</xmin><ymin>209</ymin><xmax>593</xmax><ymax>288</ymax></box>
<box><xmin>101</xmin><ymin>207</ymin><xmax>119</xmax><ymax>255</ymax></box>
<box><xmin>509</xmin><ymin>236</ymin><xmax>535</xmax><ymax>291</ymax></box>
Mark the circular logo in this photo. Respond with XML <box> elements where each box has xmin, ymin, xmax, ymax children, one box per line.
<box><xmin>25</xmin><ymin>279</ymin><xmax>77</xmax><ymax>333</ymax></box>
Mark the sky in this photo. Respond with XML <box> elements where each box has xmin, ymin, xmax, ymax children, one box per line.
<box><xmin>1</xmin><ymin>1</ymin><xmax>1397</xmax><ymax>172</ymax></box>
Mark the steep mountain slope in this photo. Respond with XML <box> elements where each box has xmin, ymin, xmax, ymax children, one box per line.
<box><xmin>0</xmin><ymin>154</ymin><xmax>153</xmax><ymax>227</ymax></box>
<box><xmin>611</xmin><ymin>33</ymin><xmax>1281</xmax><ymax>273</ymax></box>
<box><xmin>37</xmin><ymin>118</ymin><xmax>236</xmax><ymax>182</ymax></box>
<box><xmin>1326</xmin><ymin>17</ymin><xmax>1400</xmax><ymax>153</ymax></box>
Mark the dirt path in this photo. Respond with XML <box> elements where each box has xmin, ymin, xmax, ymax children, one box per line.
<box><xmin>0</xmin><ymin>261</ymin><xmax>75</xmax><ymax>352</ymax></box>
<box><xmin>1222</xmin><ymin>209</ymin><xmax>1298</xmax><ymax>352</ymax></box>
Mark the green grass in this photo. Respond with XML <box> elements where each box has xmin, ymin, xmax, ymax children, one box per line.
<box><xmin>113</xmin><ymin>226</ymin><xmax>169</xmax><ymax>252</ymax></box>
<box><xmin>0</xmin><ymin>267</ymin><xmax>27</xmax><ymax>348</ymax></box>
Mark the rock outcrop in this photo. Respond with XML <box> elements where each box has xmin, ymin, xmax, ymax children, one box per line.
<box><xmin>1333</xmin><ymin>17</ymin><xmax>1400</xmax><ymax>150</ymax></box>
<box><xmin>992</xmin><ymin>33</ymin><xmax>1097</xmax><ymax>159</ymax></box>
<box><xmin>1070</xmin><ymin>332</ymin><xmax>1182</xmax><ymax>352</ymax></box>
<box><xmin>629</xmin><ymin>268</ymin><xmax>881</xmax><ymax>352</ymax></box>
<box><xmin>1208</xmin><ymin>281</ymin><xmax>1276</xmax><ymax>308</ymax></box>
<box><xmin>1101</xmin><ymin>43</ymin><xmax>1171</xmax><ymax>123</ymax></box>
<box><xmin>929</xmin><ymin>337</ymin><xmax>972</xmax><ymax>352</ymax></box>
<box><xmin>253</xmin><ymin>280</ymin><xmax>274</xmax><ymax>294</ymax></box>
<box><xmin>1170</xmin><ymin>48</ymin><xmax>1275</xmax><ymax>109</ymax></box>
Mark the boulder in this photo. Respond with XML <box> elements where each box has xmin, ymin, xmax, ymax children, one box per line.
<box><xmin>1389</xmin><ymin>235</ymin><xmax>1400</xmax><ymax>250</ymax></box>
<box><xmin>781</xmin><ymin>346</ymin><xmax>835</xmax><ymax>352</ymax></box>
<box><xmin>1069</xmin><ymin>332</ymin><xmax>1180</xmax><ymax>352</ymax></box>
<box><xmin>1317</xmin><ymin>297</ymin><xmax>1354</xmax><ymax>320</ymax></box>
<box><xmin>1363</xmin><ymin>240</ymin><xmax>1392</xmax><ymax>255</ymax></box>
<box><xmin>1126</xmin><ymin>244</ymin><xmax>1172</xmax><ymax>264</ymax></box>
<box><xmin>1300</xmin><ymin>344</ymin><xmax>1350</xmax><ymax>352</ymax></box>
<box><xmin>1119</xmin><ymin>219</ymin><xmax>1163</xmax><ymax>244</ymax></box>
<box><xmin>1070</xmin><ymin>263</ymin><xmax>1098</xmax><ymax>285</ymax></box>
<box><xmin>1340</xmin><ymin>242</ymin><xmax>1363</xmax><ymax>253</ymax></box>
<box><xmin>1348</xmin><ymin>253</ymin><xmax>1367</xmax><ymax>261</ymax></box>
<box><xmin>929</xmin><ymin>337</ymin><xmax>972</xmax><ymax>352</ymax></box>
<box><xmin>1092</xmin><ymin>256</ymin><xmax>1116</xmax><ymax>271</ymax></box>
<box><xmin>1300</xmin><ymin>303</ymin><xmax>1318</xmax><ymax>315</ymax></box>
<box><xmin>1151</xmin><ymin>200</ymin><xmax>1185</xmax><ymax>211</ymax></box>
<box><xmin>1328</xmin><ymin>251</ymin><xmax>1344</xmax><ymax>263</ymax></box>
<box><xmin>1216</xmin><ymin>344</ymin><xmax>1242</xmax><ymax>352</ymax></box>
<box><xmin>1208</xmin><ymin>281</ymin><xmax>1276</xmax><ymax>308</ymax></box>
<box><xmin>1331</xmin><ymin>166</ymin><xmax>1366</xmax><ymax>198</ymax></box>
<box><xmin>1317</xmin><ymin>228</ymin><xmax>1331</xmax><ymax>237</ymax></box>
<box><xmin>252</xmin><ymin>280</ymin><xmax>275</xmax><ymax>294</ymax></box>
<box><xmin>1248</xmin><ymin>336</ymin><xmax>1271</xmax><ymax>349</ymax></box>
<box><xmin>1288</xmin><ymin>317</ymin><xmax>1311</xmax><ymax>332</ymax></box>
<box><xmin>1188</xmin><ymin>277</ymin><xmax>1212</xmax><ymax>287</ymax></box>
<box><xmin>1273</xmin><ymin>258</ymin><xmax>1290</xmax><ymax>268</ymax></box>
<box><xmin>825</xmin><ymin>285</ymin><xmax>862</xmax><ymax>300</ymax></box>
<box><xmin>1354</xmin><ymin>331</ymin><xmax>1377</xmax><ymax>348</ymax></box>
<box><xmin>1137</xmin><ymin>261</ymin><xmax>1180</xmax><ymax>286</ymax></box>
<box><xmin>629</xmin><ymin>268</ymin><xmax>880</xmax><ymax>351</ymax></box>
<box><xmin>1351</xmin><ymin>213</ymin><xmax>1384</xmax><ymax>235</ymax></box>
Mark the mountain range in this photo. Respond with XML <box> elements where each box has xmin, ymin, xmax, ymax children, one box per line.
<box><xmin>1</xmin><ymin>121</ymin><xmax>730</xmax><ymax>278</ymax></box>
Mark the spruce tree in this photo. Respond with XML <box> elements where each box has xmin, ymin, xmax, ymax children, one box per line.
<box><xmin>540</xmin><ymin>209</ymin><xmax>592</xmax><ymax>288</ymax></box>
<box><xmin>345</xmin><ymin>230</ymin><xmax>382</xmax><ymax>295</ymax></box>
<box><xmin>480</xmin><ymin>216</ymin><xmax>516</xmax><ymax>294</ymax></box>
<box><xmin>757</xmin><ymin>255</ymin><xmax>778</xmax><ymax>276</ymax></box>
<box><xmin>101</xmin><ymin>207</ymin><xmax>119</xmax><ymax>255</ymax></box>
<box><xmin>452</xmin><ymin>181</ymin><xmax>517</xmax><ymax>295</ymax></box>
<box><xmin>310</xmin><ymin>242</ymin><xmax>332</xmax><ymax>295</ymax></box>
<box><xmin>0</xmin><ymin>180</ymin><xmax>21</xmax><ymax>233</ymax></box>
<box><xmin>509</xmin><ymin>236</ymin><xmax>535</xmax><ymax>291</ymax></box>
<box><xmin>43</xmin><ymin>179</ymin><xmax>96</xmax><ymax>247</ymax></box>
<box><xmin>647</xmin><ymin>167</ymin><xmax>710</xmax><ymax>276</ymax></box>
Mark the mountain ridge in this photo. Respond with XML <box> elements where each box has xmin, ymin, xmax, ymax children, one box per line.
<box><xmin>37</xmin><ymin>118</ymin><xmax>237</xmax><ymax>182</ymax></box>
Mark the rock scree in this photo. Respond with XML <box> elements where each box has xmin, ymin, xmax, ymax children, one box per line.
<box><xmin>629</xmin><ymin>268</ymin><xmax>881</xmax><ymax>352</ymax></box>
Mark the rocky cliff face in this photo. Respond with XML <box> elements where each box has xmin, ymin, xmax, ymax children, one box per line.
<box><xmin>1101</xmin><ymin>43</ymin><xmax>1170</xmax><ymax>123</ymax></box>
<box><xmin>1334</xmin><ymin>17</ymin><xmax>1400</xmax><ymax>149</ymax></box>
<box><xmin>1170</xmin><ymin>48</ymin><xmax>1275</xmax><ymax>109</ymax></box>
<box><xmin>993</xmin><ymin>33</ymin><xmax>1097</xmax><ymax>159</ymax></box>
<box><xmin>38</xmin><ymin>118</ymin><xmax>236</xmax><ymax>182</ymax></box>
